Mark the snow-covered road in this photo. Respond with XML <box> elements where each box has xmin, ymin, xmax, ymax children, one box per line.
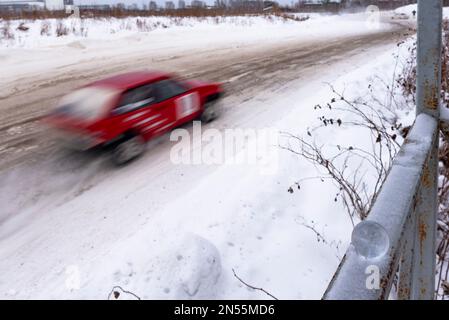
<box><xmin>0</xmin><ymin>12</ymin><xmax>415</xmax><ymax>299</ymax></box>
<box><xmin>0</xmin><ymin>13</ymin><xmax>412</xmax><ymax>169</ymax></box>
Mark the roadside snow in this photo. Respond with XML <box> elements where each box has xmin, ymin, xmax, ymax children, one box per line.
<box><xmin>0</xmin><ymin>14</ymin><xmax>391</xmax><ymax>49</ymax></box>
<box><xmin>395</xmin><ymin>4</ymin><xmax>449</xmax><ymax>18</ymax></box>
<box><xmin>394</xmin><ymin>4</ymin><xmax>418</xmax><ymax>16</ymax></box>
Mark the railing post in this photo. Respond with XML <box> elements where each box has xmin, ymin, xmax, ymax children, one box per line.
<box><xmin>397</xmin><ymin>212</ymin><xmax>416</xmax><ymax>299</ymax></box>
<box><xmin>416</xmin><ymin>0</ymin><xmax>442</xmax><ymax>118</ymax></box>
<box><xmin>411</xmin><ymin>0</ymin><xmax>442</xmax><ymax>300</ymax></box>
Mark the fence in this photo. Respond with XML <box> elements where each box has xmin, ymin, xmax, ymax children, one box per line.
<box><xmin>323</xmin><ymin>0</ymin><xmax>443</xmax><ymax>300</ymax></box>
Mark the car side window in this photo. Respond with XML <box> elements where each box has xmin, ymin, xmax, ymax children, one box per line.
<box><xmin>154</xmin><ymin>79</ymin><xmax>187</xmax><ymax>102</ymax></box>
<box><xmin>114</xmin><ymin>83</ymin><xmax>156</xmax><ymax>114</ymax></box>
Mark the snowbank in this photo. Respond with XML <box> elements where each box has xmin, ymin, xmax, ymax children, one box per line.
<box><xmin>0</xmin><ymin>13</ymin><xmax>392</xmax><ymax>49</ymax></box>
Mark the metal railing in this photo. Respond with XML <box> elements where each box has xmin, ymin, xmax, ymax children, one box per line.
<box><xmin>323</xmin><ymin>0</ymin><xmax>443</xmax><ymax>300</ymax></box>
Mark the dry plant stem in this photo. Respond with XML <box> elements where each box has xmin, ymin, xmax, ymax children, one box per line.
<box><xmin>232</xmin><ymin>269</ymin><xmax>278</xmax><ymax>300</ymax></box>
<box><xmin>107</xmin><ymin>286</ymin><xmax>141</xmax><ymax>300</ymax></box>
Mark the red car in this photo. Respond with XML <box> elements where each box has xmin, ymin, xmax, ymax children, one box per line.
<box><xmin>45</xmin><ymin>71</ymin><xmax>224</xmax><ymax>164</ymax></box>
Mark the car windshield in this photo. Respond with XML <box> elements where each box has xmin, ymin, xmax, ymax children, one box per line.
<box><xmin>57</xmin><ymin>86</ymin><xmax>119</xmax><ymax>121</ymax></box>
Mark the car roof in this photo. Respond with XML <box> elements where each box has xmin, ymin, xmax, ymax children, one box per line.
<box><xmin>88</xmin><ymin>71</ymin><xmax>170</xmax><ymax>90</ymax></box>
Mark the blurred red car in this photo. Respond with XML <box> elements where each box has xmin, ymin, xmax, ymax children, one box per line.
<box><xmin>44</xmin><ymin>71</ymin><xmax>224</xmax><ymax>164</ymax></box>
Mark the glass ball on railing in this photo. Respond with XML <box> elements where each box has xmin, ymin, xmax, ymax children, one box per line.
<box><xmin>351</xmin><ymin>221</ymin><xmax>390</xmax><ymax>260</ymax></box>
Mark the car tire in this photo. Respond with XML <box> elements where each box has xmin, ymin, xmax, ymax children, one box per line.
<box><xmin>112</xmin><ymin>134</ymin><xmax>146</xmax><ymax>165</ymax></box>
<box><xmin>200</xmin><ymin>100</ymin><xmax>222</xmax><ymax>123</ymax></box>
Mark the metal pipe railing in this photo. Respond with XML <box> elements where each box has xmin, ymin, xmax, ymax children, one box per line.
<box><xmin>323</xmin><ymin>114</ymin><xmax>439</xmax><ymax>300</ymax></box>
<box><xmin>323</xmin><ymin>0</ymin><xmax>443</xmax><ymax>300</ymax></box>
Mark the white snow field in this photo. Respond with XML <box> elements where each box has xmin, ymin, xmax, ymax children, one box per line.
<box><xmin>0</xmin><ymin>11</ymin><xmax>417</xmax><ymax>299</ymax></box>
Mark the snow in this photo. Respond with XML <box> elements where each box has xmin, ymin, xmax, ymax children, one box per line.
<box><xmin>0</xmin><ymin>14</ymin><xmax>391</xmax><ymax>49</ymax></box>
<box><xmin>0</xmin><ymin>11</ymin><xmax>417</xmax><ymax>299</ymax></box>
<box><xmin>0</xmin><ymin>12</ymin><xmax>394</xmax><ymax>98</ymax></box>
<box><xmin>395</xmin><ymin>4</ymin><xmax>449</xmax><ymax>19</ymax></box>
<box><xmin>394</xmin><ymin>4</ymin><xmax>418</xmax><ymax>16</ymax></box>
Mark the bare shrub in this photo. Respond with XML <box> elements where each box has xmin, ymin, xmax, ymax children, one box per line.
<box><xmin>0</xmin><ymin>9</ymin><xmax>67</xmax><ymax>21</ymax></box>
<box><xmin>136</xmin><ymin>18</ymin><xmax>153</xmax><ymax>32</ymax></box>
<box><xmin>437</xmin><ymin>143</ymin><xmax>449</xmax><ymax>299</ymax></box>
<box><xmin>40</xmin><ymin>21</ymin><xmax>51</xmax><ymax>36</ymax></box>
<box><xmin>281</xmin><ymin>86</ymin><xmax>401</xmax><ymax>224</ymax></box>
<box><xmin>55</xmin><ymin>20</ymin><xmax>69</xmax><ymax>37</ymax></box>
<box><xmin>275</xmin><ymin>13</ymin><xmax>310</xmax><ymax>22</ymax></box>
<box><xmin>69</xmin><ymin>19</ymin><xmax>88</xmax><ymax>37</ymax></box>
<box><xmin>398</xmin><ymin>21</ymin><xmax>449</xmax><ymax>109</ymax></box>
<box><xmin>1</xmin><ymin>21</ymin><xmax>14</xmax><ymax>41</ymax></box>
<box><xmin>295</xmin><ymin>15</ymin><xmax>310</xmax><ymax>22</ymax></box>
<box><xmin>0</xmin><ymin>7</ymin><xmax>284</xmax><ymax>21</ymax></box>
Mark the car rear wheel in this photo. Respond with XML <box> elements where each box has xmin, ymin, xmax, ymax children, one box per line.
<box><xmin>112</xmin><ymin>135</ymin><xmax>146</xmax><ymax>165</ymax></box>
<box><xmin>200</xmin><ymin>100</ymin><xmax>222</xmax><ymax>123</ymax></box>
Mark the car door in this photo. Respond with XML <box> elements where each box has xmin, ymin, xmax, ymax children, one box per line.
<box><xmin>153</xmin><ymin>79</ymin><xmax>201</xmax><ymax>130</ymax></box>
<box><xmin>109</xmin><ymin>83</ymin><xmax>171</xmax><ymax>140</ymax></box>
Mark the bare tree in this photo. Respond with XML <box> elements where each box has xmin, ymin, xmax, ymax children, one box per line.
<box><xmin>281</xmin><ymin>85</ymin><xmax>401</xmax><ymax>224</ymax></box>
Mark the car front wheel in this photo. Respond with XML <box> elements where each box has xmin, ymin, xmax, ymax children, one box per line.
<box><xmin>112</xmin><ymin>135</ymin><xmax>146</xmax><ymax>165</ymax></box>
